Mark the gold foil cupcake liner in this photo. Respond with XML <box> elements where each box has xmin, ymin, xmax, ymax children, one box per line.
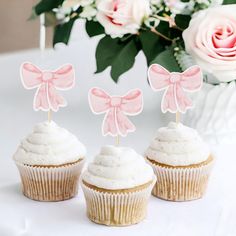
<box><xmin>16</xmin><ymin>159</ymin><xmax>85</xmax><ymax>202</ymax></box>
<box><xmin>147</xmin><ymin>158</ymin><xmax>214</xmax><ymax>201</ymax></box>
<box><xmin>81</xmin><ymin>178</ymin><xmax>156</xmax><ymax>226</ymax></box>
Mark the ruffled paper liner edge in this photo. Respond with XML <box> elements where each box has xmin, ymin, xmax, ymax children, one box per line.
<box><xmin>146</xmin><ymin>157</ymin><xmax>214</xmax><ymax>202</ymax></box>
<box><xmin>81</xmin><ymin>177</ymin><xmax>156</xmax><ymax>226</ymax></box>
<box><xmin>15</xmin><ymin>159</ymin><xmax>85</xmax><ymax>202</ymax></box>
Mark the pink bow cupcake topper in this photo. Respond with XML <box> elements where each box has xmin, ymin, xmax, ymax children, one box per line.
<box><xmin>20</xmin><ymin>62</ymin><xmax>75</xmax><ymax>112</ymax></box>
<box><xmin>88</xmin><ymin>87</ymin><xmax>143</xmax><ymax>137</ymax></box>
<box><xmin>148</xmin><ymin>64</ymin><xmax>203</xmax><ymax>114</ymax></box>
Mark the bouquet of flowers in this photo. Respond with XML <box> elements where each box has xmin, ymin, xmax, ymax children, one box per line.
<box><xmin>31</xmin><ymin>0</ymin><xmax>236</xmax><ymax>83</ymax></box>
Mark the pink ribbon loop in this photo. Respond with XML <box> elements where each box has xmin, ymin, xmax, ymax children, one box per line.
<box><xmin>148</xmin><ymin>64</ymin><xmax>203</xmax><ymax>113</ymax></box>
<box><xmin>20</xmin><ymin>62</ymin><xmax>75</xmax><ymax>112</ymax></box>
<box><xmin>89</xmin><ymin>87</ymin><xmax>143</xmax><ymax>137</ymax></box>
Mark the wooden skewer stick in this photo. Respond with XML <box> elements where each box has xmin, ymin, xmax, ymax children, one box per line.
<box><xmin>116</xmin><ymin>135</ymin><xmax>120</xmax><ymax>146</ymax></box>
<box><xmin>176</xmin><ymin>111</ymin><xmax>180</xmax><ymax>124</ymax></box>
<box><xmin>48</xmin><ymin>110</ymin><xmax>52</xmax><ymax>123</ymax></box>
<box><xmin>40</xmin><ymin>15</ymin><xmax>52</xmax><ymax>124</ymax></box>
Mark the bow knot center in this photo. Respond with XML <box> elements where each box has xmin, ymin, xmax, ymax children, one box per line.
<box><xmin>169</xmin><ymin>73</ymin><xmax>181</xmax><ymax>84</ymax></box>
<box><xmin>42</xmin><ymin>72</ymin><xmax>53</xmax><ymax>82</ymax></box>
<box><xmin>110</xmin><ymin>97</ymin><xmax>122</xmax><ymax>107</ymax></box>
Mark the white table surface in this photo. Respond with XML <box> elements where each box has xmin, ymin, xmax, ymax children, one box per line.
<box><xmin>0</xmin><ymin>21</ymin><xmax>236</xmax><ymax>236</ymax></box>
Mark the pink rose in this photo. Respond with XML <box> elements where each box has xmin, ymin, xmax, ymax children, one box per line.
<box><xmin>96</xmin><ymin>0</ymin><xmax>151</xmax><ymax>38</ymax></box>
<box><xmin>183</xmin><ymin>5</ymin><xmax>236</xmax><ymax>83</ymax></box>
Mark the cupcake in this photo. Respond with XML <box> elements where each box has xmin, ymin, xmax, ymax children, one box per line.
<box><xmin>146</xmin><ymin>122</ymin><xmax>214</xmax><ymax>202</ymax></box>
<box><xmin>13</xmin><ymin>121</ymin><xmax>86</xmax><ymax>201</ymax></box>
<box><xmin>81</xmin><ymin>145</ymin><xmax>156</xmax><ymax>226</ymax></box>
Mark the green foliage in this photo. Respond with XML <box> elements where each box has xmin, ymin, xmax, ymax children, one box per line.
<box><xmin>53</xmin><ymin>18</ymin><xmax>76</xmax><ymax>45</ymax></box>
<box><xmin>94</xmin><ymin>15</ymin><xmax>186</xmax><ymax>82</ymax></box>
<box><xmin>223</xmin><ymin>0</ymin><xmax>236</xmax><ymax>4</ymax></box>
<box><xmin>175</xmin><ymin>14</ymin><xmax>191</xmax><ymax>30</ymax></box>
<box><xmin>95</xmin><ymin>36</ymin><xmax>123</xmax><ymax>74</ymax></box>
<box><xmin>139</xmin><ymin>31</ymin><xmax>165</xmax><ymax>65</ymax></box>
<box><xmin>29</xmin><ymin>0</ymin><xmax>209</xmax><ymax>82</ymax></box>
<box><xmin>85</xmin><ymin>21</ymin><xmax>105</xmax><ymax>37</ymax></box>
<box><xmin>151</xmin><ymin>47</ymin><xmax>181</xmax><ymax>72</ymax></box>
<box><xmin>95</xmin><ymin>27</ymin><xmax>182</xmax><ymax>82</ymax></box>
<box><xmin>156</xmin><ymin>20</ymin><xmax>182</xmax><ymax>41</ymax></box>
<box><xmin>110</xmin><ymin>38</ymin><xmax>140</xmax><ymax>82</ymax></box>
<box><xmin>34</xmin><ymin>0</ymin><xmax>64</xmax><ymax>15</ymax></box>
<box><xmin>95</xmin><ymin>36</ymin><xmax>141</xmax><ymax>82</ymax></box>
<box><xmin>156</xmin><ymin>21</ymin><xmax>170</xmax><ymax>36</ymax></box>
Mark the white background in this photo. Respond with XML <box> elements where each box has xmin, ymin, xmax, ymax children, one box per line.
<box><xmin>0</xmin><ymin>21</ymin><xmax>236</xmax><ymax>236</ymax></box>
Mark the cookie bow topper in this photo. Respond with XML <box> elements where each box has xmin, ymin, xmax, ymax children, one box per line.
<box><xmin>148</xmin><ymin>64</ymin><xmax>203</xmax><ymax>113</ymax></box>
<box><xmin>89</xmin><ymin>87</ymin><xmax>143</xmax><ymax>137</ymax></box>
<box><xmin>20</xmin><ymin>62</ymin><xmax>75</xmax><ymax>112</ymax></box>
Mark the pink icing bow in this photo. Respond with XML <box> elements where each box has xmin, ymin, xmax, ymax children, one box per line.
<box><xmin>20</xmin><ymin>62</ymin><xmax>75</xmax><ymax>112</ymax></box>
<box><xmin>89</xmin><ymin>87</ymin><xmax>143</xmax><ymax>137</ymax></box>
<box><xmin>148</xmin><ymin>64</ymin><xmax>203</xmax><ymax>113</ymax></box>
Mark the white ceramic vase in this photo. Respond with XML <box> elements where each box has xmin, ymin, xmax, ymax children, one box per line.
<box><xmin>183</xmin><ymin>81</ymin><xmax>236</xmax><ymax>144</ymax></box>
<box><xmin>175</xmin><ymin>50</ymin><xmax>236</xmax><ymax>144</ymax></box>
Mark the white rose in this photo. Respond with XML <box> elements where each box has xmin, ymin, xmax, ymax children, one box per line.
<box><xmin>183</xmin><ymin>5</ymin><xmax>236</xmax><ymax>83</ymax></box>
<box><xmin>96</xmin><ymin>0</ymin><xmax>151</xmax><ymax>38</ymax></box>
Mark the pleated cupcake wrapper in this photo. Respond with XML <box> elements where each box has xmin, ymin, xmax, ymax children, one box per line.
<box><xmin>16</xmin><ymin>160</ymin><xmax>85</xmax><ymax>202</ymax></box>
<box><xmin>81</xmin><ymin>177</ymin><xmax>156</xmax><ymax>226</ymax></box>
<box><xmin>147</xmin><ymin>159</ymin><xmax>214</xmax><ymax>202</ymax></box>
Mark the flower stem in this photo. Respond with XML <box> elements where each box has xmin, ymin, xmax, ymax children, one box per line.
<box><xmin>151</xmin><ymin>14</ymin><xmax>184</xmax><ymax>31</ymax></box>
<box><xmin>151</xmin><ymin>28</ymin><xmax>173</xmax><ymax>42</ymax></box>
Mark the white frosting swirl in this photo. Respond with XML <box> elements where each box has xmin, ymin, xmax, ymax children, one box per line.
<box><xmin>13</xmin><ymin>121</ymin><xmax>86</xmax><ymax>165</ymax></box>
<box><xmin>82</xmin><ymin>145</ymin><xmax>154</xmax><ymax>190</ymax></box>
<box><xmin>146</xmin><ymin>122</ymin><xmax>210</xmax><ymax>166</ymax></box>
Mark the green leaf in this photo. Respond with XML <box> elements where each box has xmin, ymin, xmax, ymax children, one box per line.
<box><xmin>95</xmin><ymin>36</ymin><xmax>140</xmax><ymax>82</ymax></box>
<box><xmin>175</xmin><ymin>14</ymin><xmax>191</xmax><ymax>30</ymax></box>
<box><xmin>223</xmin><ymin>0</ymin><xmax>236</xmax><ymax>4</ymax></box>
<box><xmin>111</xmin><ymin>38</ymin><xmax>140</xmax><ymax>82</ymax></box>
<box><xmin>85</xmin><ymin>21</ymin><xmax>105</xmax><ymax>37</ymax></box>
<box><xmin>95</xmin><ymin>36</ymin><xmax>124</xmax><ymax>73</ymax></box>
<box><xmin>151</xmin><ymin>47</ymin><xmax>181</xmax><ymax>72</ymax></box>
<box><xmin>156</xmin><ymin>21</ymin><xmax>171</xmax><ymax>39</ymax></box>
<box><xmin>119</xmin><ymin>34</ymin><xmax>133</xmax><ymax>43</ymax></box>
<box><xmin>139</xmin><ymin>31</ymin><xmax>165</xmax><ymax>65</ymax></box>
<box><xmin>34</xmin><ymin>0</ymin><xmax>64</xmax><ymax>15</ymax></box>
<box><xmin>53</xmin><ymin>18</ymin><xmax>76</xmax><ymax>45</ymax></box>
